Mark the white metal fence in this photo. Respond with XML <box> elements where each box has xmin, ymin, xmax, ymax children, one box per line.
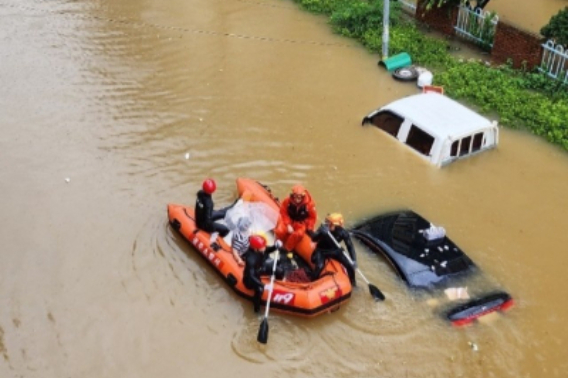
<box><xmin>454</xmin><ymin>6</ymin><xmax>498</xmax><ymax>49</ymax></box>
<box><xmin>539</xmin><ymin>40</ymin><xmax>568</xmax><ymax>84</ymax></box>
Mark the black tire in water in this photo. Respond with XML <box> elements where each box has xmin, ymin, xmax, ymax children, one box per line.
<box><xmin>392</xmin><ymin>66</ymin><xmax>419</xmax><ymax>82</ymax></box>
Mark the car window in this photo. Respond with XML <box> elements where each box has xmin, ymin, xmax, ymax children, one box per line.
<box><xmin>406</xmin><ymin>125</ymin><xmax>434</xmax><ymax>156</ymax></box>
<box><xmin>459</xmin><ymin>136</ymin><xmax>472</xmax><ymax>156</ymax></box>
<box><xmin>370</xmin><ymin>111</ymin><xmax>404</xmax><ymax>137</ymax></box>
<box><xmin>451</xmin><ymin>140</ymin><xmax>459</xmax><ymax>157</ymax></box>
<box><xmin>472</xmin><ymin>132</ymin><xmax>483</xmax><ymax>152</ymax></box>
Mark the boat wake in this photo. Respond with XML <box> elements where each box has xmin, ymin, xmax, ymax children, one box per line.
<box><xmin>230</xmin><ymin>316</ymin><xmax>313</xmax><ymax>363</ymax></box>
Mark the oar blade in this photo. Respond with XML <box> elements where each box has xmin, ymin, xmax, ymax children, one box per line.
<box><xmin>369</xmin><ymin>284</ymin><xmax>385</xmax><ymax>301</ymax></box>
<box><xmin>257</xmin><ymin>318</ymin><xmax>269</xmax><ymax>344</ymax></box>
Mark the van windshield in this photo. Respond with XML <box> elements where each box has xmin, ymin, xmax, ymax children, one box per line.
<box><xmin>369</xmin><ymin>111</ymin><xmax>404</xmax><ymax>137</ymax></box>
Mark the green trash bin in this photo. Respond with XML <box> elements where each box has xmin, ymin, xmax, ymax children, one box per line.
<box><xmin>379</xmin><ymin>52</ymin><xmax>412</xmax><ymax>72</ymax></box>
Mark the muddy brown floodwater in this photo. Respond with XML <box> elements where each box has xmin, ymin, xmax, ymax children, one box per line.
<box><xmin>1</xmin><ymin>0</ymin><xmax>568</xmax><ymax>377</ymax></box>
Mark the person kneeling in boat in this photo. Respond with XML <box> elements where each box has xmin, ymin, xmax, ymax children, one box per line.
<box><xmin>243</xmin><ymin>234</ymin><xmax>282</xmax><ymax>313</ymax></box>
<box><xmin>274</xmin><ymin>184</ymin><xmax>317</xmax><ymax>253</ymax></box>
<box><xmin>195</xmin><ymin>178</ymin><xmax>230</xmax><ymax>244</ymax></box>
<box><xmin>310</xmin><ymin>213</ymin><xmax>357</xmax><ymax>287</ymax></box>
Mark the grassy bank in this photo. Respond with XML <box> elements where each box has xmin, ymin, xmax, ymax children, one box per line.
<box><xmin>292</xmin><ymin>0</ymin><xmax>568</xmax><ymax>150</ymax></box>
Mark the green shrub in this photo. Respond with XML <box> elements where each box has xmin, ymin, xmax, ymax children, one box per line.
<box><xmin>292</xmin><ymin>0</ymin><xmax>348</xmax><ymax>15</ymax></box>
<box><xmin>330</xmin><ymin>1</ymin><xmax>400</xmax><ymax>39</ymax></box>
<box><xmin>540</xmin><ymin>7</ymin><xmax>568</xmax><ymax>47</ymax></box>
<box><xmin>389</xmin><ymin>25</ymin><xmax>453</xmax><ymax>67</ymax></box>
<box><xmin>467</xmin><ymin>11</ymin><xmax>497</xmax><ymax>51</ymax></box>
<box><xmin>435</xmin><ymin>62</ymin><xmax>568</xmax><ymax>148</ymax></box>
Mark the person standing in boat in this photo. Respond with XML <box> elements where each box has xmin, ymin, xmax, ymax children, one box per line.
<box><xmin>195</xmin><ymin>178</ymin><xmax>230</xmax><ymax>243</ymax></box>
<box><xmin>274</xmin><ymin>184</ymin><xmax>317</xmax><ymax>253</ymax></box>
<box><xmin>310</xmin><ymin>213</ymin><xmax>357</xmax><ymax>287</ymax></box>
<box><xmin>243</xmin><ymin>234</ymin><xmax>282</xmax><ymax>313</ymax></box>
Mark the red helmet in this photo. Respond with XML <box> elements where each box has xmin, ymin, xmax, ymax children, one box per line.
<box><xmin>202</xmin><ymin>179</ymin><xmax>216</xmax><ymax>194</ymax></box>
<box><xmin>290</xmin><ymin>184</ymin><xmax>306</xmax><ymax>199</ymax></box>
<box><xmin>249</xmin><ymin>235</ymin><xmax>267</xmax><ymax>250</ymax></box>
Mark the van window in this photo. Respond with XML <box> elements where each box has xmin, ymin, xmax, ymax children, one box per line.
<box><xmin>459</xmin><ymin>136</ymin><xmax>472</xmax><ymax>156</ymax></box>
<box><xmin>472</xmin><ymin>133</ymin><xmax>483</xmax><ymax>152</ymax></box>
<box><xmin>406</xmin><ymin>125</ymin><xmax>434</xmax><ymax>156</ymax></box>
<box><xmin>450</xmin><ymin>140</ymin><xmax>459</xmax><ymax>157</ymax></box>
<box><xmin>370</xmin><ymin>111</ymin><xmax>404</xmax><ymax>137</ymax></box>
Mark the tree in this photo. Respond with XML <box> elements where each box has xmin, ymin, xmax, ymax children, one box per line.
<box><xmin>540</xmin><ymin>7</ymin><xmax>568</xmax><ymax>47</ymax></box>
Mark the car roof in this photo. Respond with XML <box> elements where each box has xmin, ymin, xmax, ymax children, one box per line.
<box><xmin>351</xmin><ymin>210</ymin><xmax>475</xmax><ymax>288</ymax></box>
<box><xmin>381</xmin><ymin>93</ymin><xmax>494</xmax><ymax>139</ymax></box>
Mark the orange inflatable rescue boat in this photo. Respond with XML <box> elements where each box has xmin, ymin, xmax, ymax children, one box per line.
<box><xmin>167</xmin><ymin>178</ymin><xmax>353</xmax><ymax>317</ymax></box>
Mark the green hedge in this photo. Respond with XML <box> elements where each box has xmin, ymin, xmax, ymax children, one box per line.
<box><xmin>436</xmin><ymin>62</ymin><xmax>568</xmax><ymax>149</ymax></box>
<box><xmin>541</xmin><ymin>7</ymin><xmax>568</xmax><ymax>47</ymax></box>
<box><xmin>291</xmin><ymin>0</ymin><xmax>568</xmax><ymax>151</ymax></box>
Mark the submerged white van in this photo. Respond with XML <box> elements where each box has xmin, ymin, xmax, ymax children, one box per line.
<box><xmin>362</xmin><ymin>93</ymin><xmax>499</xmax><ymax>167</ymax></box>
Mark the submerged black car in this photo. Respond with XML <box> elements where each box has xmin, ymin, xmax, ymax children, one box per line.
<box><xmin>351</xmin><ymin>210</ymin><xmax>514</xmax><ymax>326</ymax></box>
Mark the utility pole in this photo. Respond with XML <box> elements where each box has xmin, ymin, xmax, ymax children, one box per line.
<box><xmin>382</xmin><ymin>0</ymin><xmax>390</xmax><ymax>60</ymax></box>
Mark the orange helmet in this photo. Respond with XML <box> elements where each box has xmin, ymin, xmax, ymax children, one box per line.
<box><xmin>290</xmin><ymin>184</ymin><xmax>306</xmax><ymax>199</ymax></box>
<box><xmin>325</xmin><ymin>213</ymin><xmax>344</xmax><ymax>227</ymax></box>
<box><xmin>202</xmin><ymin>178</ymin><xmax>216</xmax><ymax>194</ymax></box>
<box><xmin>249</xmin><ymin>235</ymin><xmax>267</xmax><ymax>250</ymax></box>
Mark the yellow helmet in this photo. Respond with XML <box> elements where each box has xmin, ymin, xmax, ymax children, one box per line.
<box><xmin>326</xmin><ymin>213</ymin><xmax>344</xmax><ymax>227</ymax></box>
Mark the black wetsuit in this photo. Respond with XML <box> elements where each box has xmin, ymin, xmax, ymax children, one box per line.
<box><xmin>243</xmin><ymin>245</ymin><xmax>277</xmax><ymax>313</ymax></box>
<box><xmin>310</xmin><ymin>225</ymin><xmax>357</xmax><ymax>286</ymax></box>
<box><xmin>194</xmin><ymin>190</ymin><xmax>230</xmax><ymax>237</ymax></box>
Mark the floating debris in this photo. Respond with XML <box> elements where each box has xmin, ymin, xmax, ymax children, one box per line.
<box><xmin>184</xmin><ymin>152</ymin><xmax>190</xmax><ymax>160</ymax></box>
<box><xmin>64</xmin><ymin>178</ymin><xmax>70</xmax><ymax>183</ymax></box>
<box><xmin>445</xmin><ymin>287</ymin><xmax>470</xmax><ymax>300</ymax></box>
<box><xmin>468</xmin><ymin>341</ymin><xmax>479</xmax><ymax>352</ymax></box>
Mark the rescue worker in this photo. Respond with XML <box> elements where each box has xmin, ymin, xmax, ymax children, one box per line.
<box><xmin>243</xmin><ymin>235</ymin><xmax>282</xmax><ymax>313</ymax></box>
<box><xmin>274</xmin><ymin>184</ymin><xmax>317</xmax><ymax>253</ymax></box>
<box><xmin>195</xmin><ymin>178</ymin><xmax>230</xmax><ymax>242</ymax></box>
<box><xmin>310</xmin><ymin>213</ymin><xmax>357</xmax><ymax>287</ymax></box>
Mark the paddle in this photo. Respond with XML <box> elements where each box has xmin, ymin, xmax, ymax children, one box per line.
<box><xmin>257</xmin><ymin>249</ymin><xmax>280</xmax><ymax>344</ymax></box>
<box><xmin>326</xmin><ymin>229</ymin><xmax>385</xmax><ymax>301</ymax></box>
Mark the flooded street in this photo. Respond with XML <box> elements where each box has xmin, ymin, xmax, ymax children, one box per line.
<box><xmin>1</xmin><ymin>0</ymin><xmax>568</xmax><ymax>377</ymax></box>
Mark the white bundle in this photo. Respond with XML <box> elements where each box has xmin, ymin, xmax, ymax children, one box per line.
<box><xmin>423</xmin><ymin>223</ymin><xmax>446</xmax><ymax>241</ymax></box>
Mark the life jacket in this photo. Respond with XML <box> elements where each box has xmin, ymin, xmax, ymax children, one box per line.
<box><xmin>195</xmin><ymin>190</ymin><xmax>214</xmax><ymax>230</ymax></box>
<box><xmin>287</xmin><ymin>202</ymin><xmax>310</xmax><ymax>222</ymax></box>
<box><xmin>280</xmin><ymin>190</ymin><xmax>317</xmax><ymax>230</ymax></box>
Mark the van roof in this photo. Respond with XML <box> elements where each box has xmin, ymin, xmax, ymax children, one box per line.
<box><xmin>382</xmin><ymin>93</ymin><xmax>494</xmax><ymax>139</ymax></box>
